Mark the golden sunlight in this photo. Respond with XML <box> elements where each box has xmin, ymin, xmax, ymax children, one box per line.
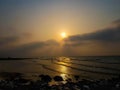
<box><xmin>61</xmin><ymin>32</ymin><xmax>67</xmax><ymax>38</ymax></box>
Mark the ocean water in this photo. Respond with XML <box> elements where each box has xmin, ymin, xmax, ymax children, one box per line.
<box><xmin>0</xmin><ymin>56</ymin><xmax>120</xmax><ymax>80</ymax></box>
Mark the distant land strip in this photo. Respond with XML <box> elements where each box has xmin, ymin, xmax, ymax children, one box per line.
<box><xmin>0</xmin><ymin>57</ymin><xmax>38</xmax><ymax>60</ymax></box>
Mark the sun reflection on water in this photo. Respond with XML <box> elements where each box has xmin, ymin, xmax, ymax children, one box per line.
<box><xmin>57</xmin><ymin>57</ymin><xmax>71</xmax><ymax>80</ymax></box>
<box><xmin>60</xmin><ymin>74</ymin><xmax>67</xmax><ymax>80</ymax></box>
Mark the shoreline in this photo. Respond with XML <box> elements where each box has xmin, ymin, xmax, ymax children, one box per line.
<box><xmin>0</xmin><ymin>72</ymin><xmax>120</xmax><ymax>90</ymax></box>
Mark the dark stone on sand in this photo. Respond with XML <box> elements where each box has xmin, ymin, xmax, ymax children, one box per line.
<box><xmin>74</xmin><ymin>75</ymin><xmax>80</xmax><ymax>81</ymax></box>
<box><xmin>39</xmin><ymin>74</ymin><xmax>52</xmax><ymax>83</ymax></box>
<box><xmin>53</xmin><ymin>76</ymin><xmax>63</xmax><ymax>82</ymax></box>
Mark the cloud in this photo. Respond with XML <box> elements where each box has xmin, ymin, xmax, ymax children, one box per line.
<box><xmin>0</xmin><ymin>36</ymin><xmax>20</xmax><ymax>46</ymax></box>
<box><xmin>61</xmin><ymin>19</ymin><xmax>120</xmax><ymax>56</ymax></box>
<box><xmin>0</xmin><ymin>32</ymin><xmax>60</xmax><ymax>57</ymax></box>
<box><xmin>112</xmin><ymin>19</ymin><xmax>120</xmax><ymax>26</ymax></box>
<box><xmin>0</xmin><ymin>19</ymin><xmax>120</xmax><ymax>57</ymax></box>
<box><xmin>0</xmin><ymin>39</ymin><xmax>60</xmax><ymax>57</ymax></box>
<box><xmin>65</xmin><ymin>19</ymin><xmax>120</xmax><ymax>46</ymax></box>
<box><xmin>13</xmin><ymin>39</ymin><xmax>59</xmax><ymax>52</ymax></box>
<box><xmin>0</xmin><ymin>32</ymin><xmax>33</xmax><ymax>48</ymax></box>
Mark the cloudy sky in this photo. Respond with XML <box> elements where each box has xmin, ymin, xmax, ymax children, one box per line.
<box><xmin>0</xmin><ymin>0</ymin><xmax>120</xmax><ymax>57</ymax></box>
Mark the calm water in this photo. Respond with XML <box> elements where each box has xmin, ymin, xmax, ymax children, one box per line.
<box><xmin>0</xmin><ymin>56</ymin><xmax>120</xmax><ymax>80</ymax></box>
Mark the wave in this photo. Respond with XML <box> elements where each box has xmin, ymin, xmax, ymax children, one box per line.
<box><xmin>60</xmin><ymin>60</ymin><xmax>120</xmax><ymax>72</ymax></box>
<box><xmin>51</xmin><ymin>60</ymin><xmax>120</xmax><ymax>76</ymax></box>
<box><xmin>71</xmin><ymin>59</ymin><xmax>120</xmax><ymax>64</ymax></box>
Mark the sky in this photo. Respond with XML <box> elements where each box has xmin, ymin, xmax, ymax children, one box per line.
<box><xmin>0</xmin><ymin>0</ymin><xmax>120</xmax><ymax>57</ymax></box>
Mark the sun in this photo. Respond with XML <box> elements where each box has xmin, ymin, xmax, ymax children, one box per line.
<box><xmin>61</xmin><ymin>32</ymin><xmax>67</xmax><ymax>38</ymax></box>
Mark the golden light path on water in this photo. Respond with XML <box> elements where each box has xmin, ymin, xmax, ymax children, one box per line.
<box><xmin>57</xmin><ymin>57</ymin><xmax>71</xmax><ymax>80</ymax></box>
<box><xmin>60</xmin><ymin>66</ymin><xmax>68</xmax><ymax>80</ymax></box>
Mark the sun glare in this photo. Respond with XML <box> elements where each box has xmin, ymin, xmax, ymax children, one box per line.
<box><xmin>61</xmin><ymin>32</ymin><xmax>67</xmax><ymax>38</ymax></box>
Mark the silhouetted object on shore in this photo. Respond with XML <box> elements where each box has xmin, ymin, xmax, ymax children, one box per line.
<box><xmin>53</xmin><ymin>76</ymin><xmax>63</xmax><ymax>82</ymax></box>
<box><xmin>39</xmin><ymin>74</ymin><xmax>52</xmax><ymax>83</ymax></box>
<box><xmin>74</xmin><ymin>75</ymin><xmax>80</xmax><ymax>81</ymax></box>
<box><xmin>0</xmin><ymin>57</ymin><xmax>37</xmax><ymax>60</ymax></box>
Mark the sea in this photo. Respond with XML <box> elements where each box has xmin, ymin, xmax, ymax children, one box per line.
<box><xmin>0</xmin><ymin>56</ymin><xmax>120</xmax><ymax>81</ymax></box>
